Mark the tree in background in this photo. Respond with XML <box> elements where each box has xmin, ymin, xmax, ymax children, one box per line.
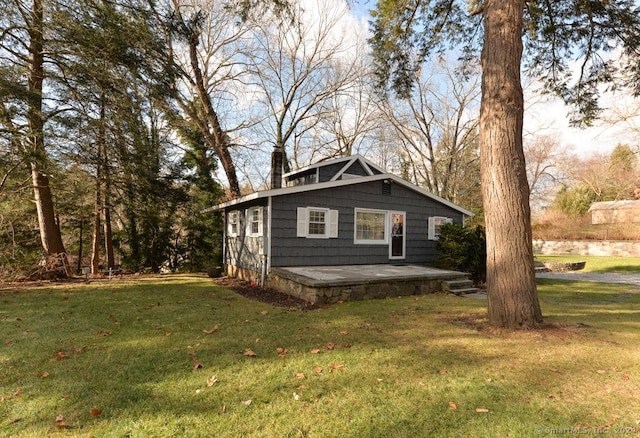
<box><xmin>553</xmin><ymin>144</ymin><xmax>640</xmax><ymax>215</ymax></box>
<box><xmin>370</xmin><ymin>0</ymin><xmax>640</xmax><ymax>329</ymax></box>
<box><xmin>0</xmin><ymin>0</ymin><xmax>69</xmax><ymax>275</ymax></box>
<box><xmin>524</xmin><ymin>134</ymin><xmax>572</xmax><ymax>212</ymax></box>
<box><xmin>247</xmin><ymin>0</ymin><xmax>364</xmax><ymax>173</ymax></box>
<box><xmin>170</xmin><ymin>111</ymin><xmax>224</xmax><ymax>272</ymax></box>
<box><xmin>379</xmin><ymin>58</ymin><xmax>481</xmax><ymax>209</ymax></box>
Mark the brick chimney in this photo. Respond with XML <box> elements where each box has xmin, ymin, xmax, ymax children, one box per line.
<box><xmin>271</xmin><ymin>148</ymin><xmax>283</xmax><ymax>189</ymax></box>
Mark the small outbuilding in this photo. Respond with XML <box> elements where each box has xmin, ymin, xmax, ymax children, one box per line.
<box><xmin>588</xmin><ymin>200</ymin><xmax>640</xmax><ymax>225</ymax></box>
<box><xmin>206</xmin><ymin>154</ymin><xmax>474</xmax><ymax>301</ymax></box>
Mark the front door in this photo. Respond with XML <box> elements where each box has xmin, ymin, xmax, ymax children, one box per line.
<box><xmin>389</xmin><ymin>211</ymin><xmax>406</xmax><ymax>260</ymax></box>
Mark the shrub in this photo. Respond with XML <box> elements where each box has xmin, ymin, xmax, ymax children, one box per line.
<box><xmin>435</xmin><ymin>223</ymin><xmax>486</xmax><ymax>285</ymax></box>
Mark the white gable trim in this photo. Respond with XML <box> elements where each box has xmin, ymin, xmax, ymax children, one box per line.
<box><xmin>330</xmin><ymin>156</ymin><xmax>375</xmax><ymax>181</ymax></box>
<box><xmin>282</xmin><ymin>154</ymin><xmax>385</xmax><ymax>179</ymax></box>
<box><xmin>205</xmin><ymin>173</ymin><xmax>474</xmax><ymax>217</ymax></box>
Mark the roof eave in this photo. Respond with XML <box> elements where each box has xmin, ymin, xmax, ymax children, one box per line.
<box><xmin>204</xmin><ymin>173</ymin><xmax>474</xmax><ymax>217</ymax></box>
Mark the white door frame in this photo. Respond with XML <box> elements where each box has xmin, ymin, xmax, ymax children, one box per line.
<box><xmin>388</xmin><ymin>211</ymin><xmax>406</xmax><ymax>260</ymax></box>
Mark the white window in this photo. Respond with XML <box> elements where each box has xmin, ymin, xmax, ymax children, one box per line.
<box><xmin>228</xmin><ymin>211</ymin><xmax>239</xmax><ymax>237</ymax></box>
<box><xmin>428</xmin><ymin>216</ymin><xmax>453</xmax><ymax>240</ymax></box>
<box><xmin>247</xmin><ymin>207</ymin><xmax>262</xmax><ymax>237</ymax></box>
<box><xmin>354</xmin><ymin>208</ymin><xmax>387</xmax><ymax>244</ymax></box>
<box><xmin>296</xmin><ymin>207</ymin><xmax>338</xmax><ymax>238</ymax></box>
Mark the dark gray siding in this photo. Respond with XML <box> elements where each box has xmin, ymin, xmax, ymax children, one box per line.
<box><xmin>342</xmin><ymin>160</ymin><xmax>369</xmax><ymax>177</ymax></box>
<box><xmin>318</xmin><ymin>162</ymin><xmax>347</xmax><ymax>182</ymax></box>
<box><xmin>269</xmin><ymin>180</ymin><xmax>464</xmax><ymax>267</ymax></box>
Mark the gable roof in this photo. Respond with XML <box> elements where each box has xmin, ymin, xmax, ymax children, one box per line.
<box><xmin>204</xmin><ymin>172</ymin><xmax>474</xmax><ymax>217</ymax></box>
<box><xmin>283</xmin><ymin>154</ymin><xmax>385</xmax><ymax>181</ymax></box>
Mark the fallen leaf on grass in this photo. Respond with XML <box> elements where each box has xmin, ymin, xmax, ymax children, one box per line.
<box><xmin>244</xmin><ymin>348</ymin><xmax>257</xmax><ymax>357</ymax></box>
<box><xmin>9</xmin><ymin>418</ymin><xmax>21</xmax><ymax>424</ymax></box>
<box><xmin>294</xmin><ymin>373</ymin><xmax>305</xmax><ymax>379</ymax></box>
<box><xmin>324</xmin><ymin>343</ymin><xmax>336</xmax><ymax>350</ymax></box>
<box><xmin>622</xmin><ymin>374</ymin><xmax>630</xmax><ymax>381</ymax></box>
<box><xmin>276</xmin><ymin>347</ymin><xmax>287</xmax><ymax>356</ymax></box>
<box><xmin>596</xmin><ymin>370</ymin><xmax>607</xmax><ymax>374</ymax></box>
<box><xmin>89</xmin><ymin>409</ymin><xmax>102</xmax><ymax>417</ymax></box>
<box><xmin>439</xmin><ymin>370</ymin><xmax>448</xmax><ymax>376</ymax></box>
<box><xmin>206</xmin><ymin>376</ymin><xmax>219</xmax><ymax>387</ymax></box>
<box><xmin>188</xmin><ymin>347</ymin><xmax>204</xmax><ymax>369</ymax></box>
<box><xmin>54</xmin><ymin>414</ymin><xmax>70</xmax><ymax>428</ymax></box>
<box><xmin>13</xmin><ymin>388</ymin><xmax>23</xmax><ymax>397</ymax></box>
<box><xmin>313</xmin><ymin>367</ymin><xmax>323</xmax><ymax>374</ymax></box>
<box><xmin>343</xmin><ymin>343</ymin><xmax>352</xmax><ymax>348</ymax></box>
<box><xmin>260</xmin><ymin>310</ymin><xmax>269</xmax><ymax>315</ymax></box>
<box><xmin>475</xmin><ymin>408</ymin><xmax>489</xmax><ymax>413</ymax></box>
<box><xmin>448</xmin><ymin>402</ymin><xmax>458</xmax><ymax>410</ymax></box>
<box><xmin>96</xmin><ymin>329</ymin><xmax>111</xmax><ymax>337</ymax></box>
<box><xmin>4</xmin><ymin>339</ymin><xmax>12</xmax><ymax>345</ymax></box>
<box><xmin>242</xmin><ymin>399</ymin><xmax>252</xmax><ymax>406</ymax></box>
<box><xmin>310</xmin><ymin>348</ymin><xmax>320</xmax><ymax>354</ymax></box>
<box><xmin>55</xmin><ymin>351</ymin><xmax>68</xmax><ymax>361</ymax></box>
<box><xmin>329</xmin><ymin>364</ymin><xmax>344</xmax><ymax>372</ymax></box>
<box><xmin>339</xmin><ymin>331</ymin><xmax>348</xmax><ymax>335</ymax></box>
<box><xmin>37</xmin><ymin>372</ymin><xmax>49</xmax><ymax>378</ymax></box>
<box><xmin>293</xmin><ymin>392</ymin><xmax>300</xmax><ymax>401</ymax></box>
<box><xmin>202</xmin><ymin>325</ymin><xmax>219</xmax><ymax>334</ymax></box>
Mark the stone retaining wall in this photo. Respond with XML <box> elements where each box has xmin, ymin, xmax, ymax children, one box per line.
<box><xmin>533</xmin><ymin>240</ymin><xmax>640</xmax><ymax>257</ymax></box>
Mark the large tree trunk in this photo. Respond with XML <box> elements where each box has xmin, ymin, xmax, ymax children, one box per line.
<box><xmin>28</xmin><ymin>0</ymin><xmax>69</xmax><ymax>276</ymax></box>
<box><xmin>31</xmin><ymin>168</ymin><xmax>66</xmax><ymax>256</ymax></box>
<box><xmin>480</xmin><ymin>0</ymin><xmax>543</xmax><ymax>329</ymax></box>
<box><xmin>76</xmin><ymin>218</ymin><xmax>83</xmax><ymax>274</ymax></box>
<box><xmin>91</xmin><ymin>175</ymin><xmax>101</xmax><ymax>275</ymax></box>
<box><xmin>104</xmin><ymin>202</ymin><xmax>115</xmax><ymax>269</ymax></box>
<box><xmin>187</xmin><ymin>37</ymin><xmax>241</xmax><ymax>198</ymax></box>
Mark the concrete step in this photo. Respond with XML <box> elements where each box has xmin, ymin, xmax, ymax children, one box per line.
<box><xmin>450</xmin><ymin>287</ymin><xmax>481</xmax><ymax>296</ymax></box>
<box><xmin>441</xmin><ymin>279</ymin><xmax>474</xmax><ymax>291</ymax></box>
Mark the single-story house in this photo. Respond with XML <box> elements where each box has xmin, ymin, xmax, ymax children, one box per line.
<box><xmin>206</xmin><ymin>154</ymin><xmax>474</xmax><ymax>286</ymax></box>
<box><xmin>588</xmin><ymin>200</ymin><xmax>640</xmax><ymax>224</ymax></box>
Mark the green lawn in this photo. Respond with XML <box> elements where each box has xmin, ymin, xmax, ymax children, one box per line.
<box><xmin>535</xmin><ymin>255</ymin><xmax>640</xmax><ymax>274</ymax></box>
<box><xmin>1</xmin><ymin>275</ymin><xmax>639</xmax><ymax>437</ymax></box>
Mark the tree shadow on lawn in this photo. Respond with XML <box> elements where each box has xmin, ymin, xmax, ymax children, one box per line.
<box><xmin>590</xmin><ymin>265</ymin><xmax>640</xmax><ymax>274</ymax></box>
<box><xmin>4</xmin><ymin>277</ymin><xmax>640</xmax><ymax>436</ymax></box>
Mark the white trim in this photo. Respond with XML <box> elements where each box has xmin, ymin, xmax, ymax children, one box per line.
<box><xmin>246</xmin><ymin>207</ymin><xmax>263</xmax><ymax>237</ymax></box>
<box><xmin>328</xmin><ymin>209</ymin><xmax>339</xmax><ymax>238</ymax></box>
<box><xmin>428</xmin><ymin>216</ymin><xmax>453</xmax><ymax>240</ymax></box>
<box><xmin>354</xmin><ymin>208</ymin><xmax>388</xmax><ymax>245</ymax></box>
<box><xmin>267</xmin><ymin>197</ymin><xmax>272</xmax><ymax>271</ymax></box>
<box><xmin>307</xmin><ymin>207</ymin><xmax>330</xmax><ymax>239</ymax></box>
<box><xmin>227</xmin><ymin>210</ymin><xmax>239</xmax><ymax>237</ymax></box>
<box><xmin>205</xmin><ymin>173</ymin><xmax>473</xmax><ymax>218</ymax></box>
<box><xmin>297</xmin><ymin>207</ymin><xmax>338</xmax><ymax>239</ymax></box>
<box><xmin>330</xmin><ymin>156</ymin><xmax>376</xmax><ymax>182</ymax></box>
<box><xmin>388</xmin><ymin>211</ymin><xmax>406</xmax><ymax>260</ymax></box>
<box><xmin>296</xmin><ymin>207</ymin><xmax>309</xmax><ymax>237</ymax></box>
<box><xmin>282</xmin><ymin>154</ymin><xmax>385</xmax><ymax>179</ymax></box>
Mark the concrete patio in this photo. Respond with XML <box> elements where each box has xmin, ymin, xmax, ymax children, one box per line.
<box><xmin>266</xmin><ymin>264</ymin><xmax>472</xmax><ymax>304</ymax></box>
